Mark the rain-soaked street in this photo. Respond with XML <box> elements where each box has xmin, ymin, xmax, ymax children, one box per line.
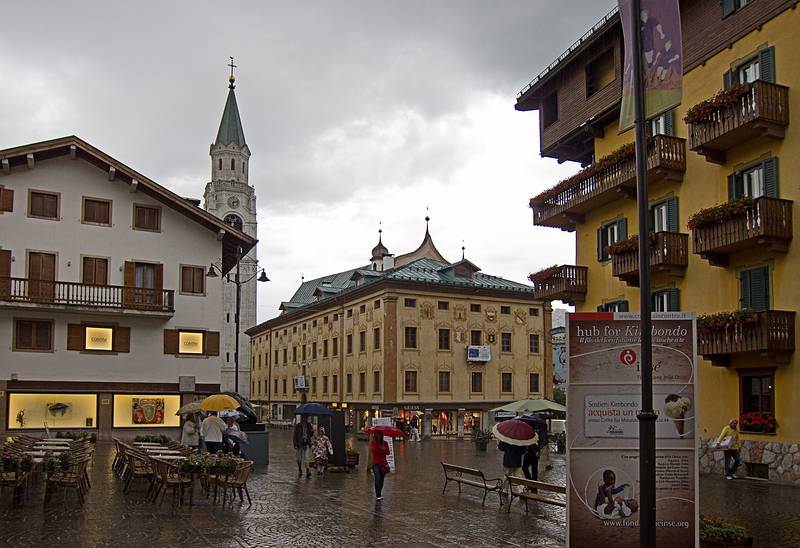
<box><xmin>1</xmin><ymin>429</ymin><xmax>798</xmax><ymax>547</ymax></box>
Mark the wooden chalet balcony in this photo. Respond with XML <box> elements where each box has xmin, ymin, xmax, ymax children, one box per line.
<box><xmin>530</xmin><ymin>135</ymin><xmax>686</xmax><ymax>231</ymax></box>
<box><xmin>611</xmin><ymin>232</ymin><xmax>688</xmax><ymax>287</ymax></box>
<box><xmin>0</xmin><ymin>277</ymin><xmax>174</xmax><ymax>315</ymax></box>
<box><xmin>699</xmin><ymin>310</ymin><xmax>795</xmax><ymax>367</ymax></box>
<box><xmin>688</xmin><ymin>80</ymin><xmax>789</xmax><ymax>164</ymax></box>
<box><xmin>529</xmin><ymin>265</ymin><xmax>587</xmax><ymax>305</ymax></box>
<box><xmin>692</xmin><ymin>197</ymin><xmax>792</xmax><ymax>267</ymax></box>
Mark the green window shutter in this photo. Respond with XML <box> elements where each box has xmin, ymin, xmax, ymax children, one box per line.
<box><xmin>597</xmin><ymin>304</ymin><xmax>604</xmax><ymax>312</ymax></box>
<box><xmin>749</xmin><ymin>266</ymin><xmax>770</xmax><ymax>311</ymax></box>
<box><xmin>758</xmin><ymin>47</ymin><xmax>776</xmax><ymax>83</ymax></box>
<box><xmin>597</xmin><ymin>227</ymin><xmax>604</xmax><ymax>262</ymax></box>
<box><xmin>723</xmin><ymin>70</ymin><xmax>734</xmax><ymax>90</ymax></box>
<box><xmin>663</xmin><ymin>110</ymin><xmax>675</xmax><ymax>136</ymax></box>
<box><xmin>722</xmin><ymin>0</ymin><xmax>736</xmax><ymax>18</ymax></box>
<box><xmin>619</xmin><ymin>300</ymin><xmax>629</xmax><ymax>312</ymax></box>
<box><xmin>763</xmin><ymin>157</ymin><xmax>779</xmax><ymax>198</ymax></box>
<box><xmin>739</xmin><ymin>269</ymin><xmax>752</xmax><ymax>309</ymax></box>
<box><xmin>728</xmin><ymin>173</ymin><xmax>744</xmax><ymax>200</ymax></box>
<box><xmin>667</xmin><ymin>197</ymin><xmax>679</xmax><ymax>232</ymax></box>
<box><xmin>648</xmin><ymin>206</ymin><xmax>656</xmax><ymax>233</ymax></box>
<box><xmin>667</xmin><ymin>288</ymin><xmax>680</xmax><ymax>312</ymax></box>
<box><xmin>618</xmin><ymin>218</ymin><xmax>628</xmax><ymax>241</ymax></box>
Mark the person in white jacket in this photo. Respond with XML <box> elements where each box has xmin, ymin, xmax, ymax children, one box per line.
<box><xmin>200</xmin><ymin>412</ymin><xmax>225</xmax><ymax>453</ymax></box>
<box><xmin>181</xmin><ymin>414</ymin><xmax>200</xmax><ymax>450</ymax></box>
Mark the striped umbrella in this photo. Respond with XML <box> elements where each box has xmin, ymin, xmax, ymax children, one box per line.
<box><xmin>492</xmin><ymin>419</ymin><xmax>539</xmax><ymax>446</ymax></box>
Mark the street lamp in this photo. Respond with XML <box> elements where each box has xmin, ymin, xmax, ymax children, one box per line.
<box><xmin>207</xmin><ymin>245</ymin><xmax>269</xmax><ymax>394</ymax></box>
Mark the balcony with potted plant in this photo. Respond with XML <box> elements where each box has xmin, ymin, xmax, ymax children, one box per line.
<box><xmin>529</xmin><ymin>265</ymin><xmax>587</xmax><ymax>305</ymax></box>
<box><xmin>697</xmin><ymin>310</ymin><xmax>795</xmax><ymax>367</ymax></box>
<box><xmin>608</xmin><ymin>231</ymin><xmax>688</xmax><ymax>287</ymax></box>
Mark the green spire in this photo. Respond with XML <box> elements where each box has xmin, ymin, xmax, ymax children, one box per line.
<box><xmin>215</xmin><ymin>84</ymin><xmax>247</xmax><ymax>148</ymax></box>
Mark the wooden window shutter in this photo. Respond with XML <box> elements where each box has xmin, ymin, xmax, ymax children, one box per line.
<box><xmin>722</xmin><ymin>0</ymin><xmax>736</xmax><ymax>18</ymax></box>
<box><xmin>181</xmin><ymin>266</ymin><xmax>192</xmax><ymax>293</ymax></box>
<box><xmin>0</xmin><ymin>188</ymin><xmax>13</xmax><ymax>212</ymax></box>
<box><xmin>204</xmin><ymin>331</ymin><xmax>220</xmax><ymax>356</ymax></box>
<box><xmin>728</xmin><ymin>173</ymin><xmax>745</xmax><ymax>200</ymax></box>
<box><xmin>67</xmin><ymin>324</ymin><xmax>85</xmax><ymax>351</ymax></box>
<box><xmin>123</xmin><ymin>261</ymin><xmax>135</xmax><ymax>306</ymax></box>
<box><xmin>153</xmin><ymin>263</ymin><xmax>164</xmax><ymax>306</ymax></box>
<box><xmin>113</xmin><ymin>326</ymin><xmax>131</xmax><ymax>353</ymax></box>
<box><xmin>619</xmin><ymin>301</ymin><xmax>629</xmax><ymax>312</ymax></box>
<box><xmin>667</xmin><ymin>197</ymin><xmax>679</xmax><ymax>232</ymax></box>
<box><xmin>763</xmin><ymin>157</ymin><xmax>779</xmax><ymax>198</ymax></box>
<box><xmin>0</xmin><ymin>249</ymin><xmax>10</xmax><ymax>296</ymax></box>
<box><xmin>749</xmin><ymin>266</ymin><xmax>770</xmax><ymax>311</ymax></box>
<box><xmin>663</xmin><ymin>110</ymin><xmax>675</xmax><ymax>136</ymax></box>
<box><xmin>597</xmin><ymin>227</ymin><xmax>604</xmax><ymax>262</ymax></box>
<box><xmin>723</xmin><ymin>70</ymin><xmax>734</xmax><ymax>90</ymax></box>
<box><xmin>618</xmin><ymin>218</ymin><xmax>628</xmax><ymax>240</ymax></box>
<box><xmin>163</xmin><ymin>329</ymin><xmax>179</xmax><ymax>354</ymax></box>
<box><xmin>667</xmin><ymin>288</ymin><xmax>680</xmax><ymax>312</ymax></box>
<box><xmin>758</xmin><ymin>47</ymin><xmax>776</xmax><ymax>83</ymax></box>
<box><xmin>739</xmin><ymin>269</ymin><xmax>751</xmax><ymax>309</ymax></box>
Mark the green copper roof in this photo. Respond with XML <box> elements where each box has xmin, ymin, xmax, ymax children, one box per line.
<box><xmin>215</xmin><ymin>87</ymin><xmax>247</xmax><ymax>147</ymax></box>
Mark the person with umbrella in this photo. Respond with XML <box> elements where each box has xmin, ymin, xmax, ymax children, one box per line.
<box><xmin>222</xmin><ymin>414</ymin><xmax>242</xmax><ymax>456</ymax></box>
<box><xmin>293</xmin><ymin>414</ymin><xmax>314</xmax><ymax>478</ymax></box>
<box><xmin>369</xmin><ymin>430</ymin><xmax>391</xmax><ymax>500</ymax></box>
<box><xmin>181</xmin><ymin>413</ymin><xmax>200</xmax><ymax>451</ymax></box>
<box><xmin>200</xmin><ymin>412</ymin><xmax>226</xmax><ymax>453</ymax></box>
<box><xmin>312</xmin><ymin>426</ymin><xmax>333</xmax><ymax>475</ymax></box>
<box><xmin>493</xmin><ymin>419</ymin><xmax>539</xmax><ymax>494</ymax></box>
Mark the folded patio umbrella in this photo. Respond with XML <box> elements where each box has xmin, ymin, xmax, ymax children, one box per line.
<box><xmin>489</xmin><ymin>397</ymin><xmax>566</xmax><ymax>416</ymax></box>
<box><xmin>492</xmin><ymin>419</ymin><xmax>539</xmax><ymax>446</ymax></box>
<box><xmin>199</xmin><ymin>394</ymin><xmax>240</xmax><ymax>412</ymax></box>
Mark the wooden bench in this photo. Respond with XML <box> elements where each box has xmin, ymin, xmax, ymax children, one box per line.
<box><xmin>505</xmin><ymin>475</ymin><xmax>566</xmax><ymax>513</ymax></box>
<box><xmin>441</xmin><ymin>462</ymin><xmax>504</xmax><ymax>506</ymax></box>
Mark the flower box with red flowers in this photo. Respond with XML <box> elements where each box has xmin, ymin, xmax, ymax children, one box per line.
<box><xmin>739</xmin><ymin>412</ymin><xmax>777</xmax><ymax>434</ymax></box>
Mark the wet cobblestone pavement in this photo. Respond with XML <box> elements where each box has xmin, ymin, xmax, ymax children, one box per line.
<box><xmin>0</xmin><ymin>431</ymin><xmax>797</xmax><ymax>547</ymax></box>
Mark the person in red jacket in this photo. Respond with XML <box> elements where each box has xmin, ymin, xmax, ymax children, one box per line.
<box><xmin>369</xmin><ymin>431</ymin><xmax>391</xmax><ymax>500</ymax></box>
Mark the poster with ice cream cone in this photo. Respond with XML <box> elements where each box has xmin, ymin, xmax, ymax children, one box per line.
<box><xmin>566</xmin><ymin>312</ymin><xmax>698</xmax><ymax>548</ymax></box>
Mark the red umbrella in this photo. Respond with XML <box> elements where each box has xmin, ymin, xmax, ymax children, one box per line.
<box><xmin>492</xmin><ymin>419</ymin><xmax>539</xmax><ymax>446</ymax></box>
<box><xmin>365</xmin><ymin>425</ymin><xmax>405</xmax><ymax>438</ymax></box>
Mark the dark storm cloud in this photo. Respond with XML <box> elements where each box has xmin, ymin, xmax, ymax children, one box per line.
<box><xmin>0</xmin><ymin>0</ymin><xmax>611</xmax><ymax>207</ymax></box>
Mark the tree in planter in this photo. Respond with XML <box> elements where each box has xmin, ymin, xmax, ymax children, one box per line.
<box><xmin>472</xmin><ymin>428</ymin><xmax>492</xmax><ymax>451</ymax></box>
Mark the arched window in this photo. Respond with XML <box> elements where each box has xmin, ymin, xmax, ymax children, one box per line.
<box><xmin>224</xmin><ymin>213</ymin><xmax>243</xmax><ymax>231</ymax></box>
<box><xmin>231</xmin><ymin>158</ymin><xmax>235</xmax><ymax>170</ymax></box>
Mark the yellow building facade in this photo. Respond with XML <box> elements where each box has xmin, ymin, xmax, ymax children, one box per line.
<box><xmin>248</xmin><ymin>228</ymin><xmax>551</xmax><ymax>436</ymax></box>
<box><xmin>520</xmin><ymin>1</ymin><xmax>800</xmax><ymax>482</ymax></box>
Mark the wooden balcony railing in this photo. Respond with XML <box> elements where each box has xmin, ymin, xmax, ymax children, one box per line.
<box><xmin>692</xmin><ymin>197</ymin><xmax>793</xmax><ymax>267</ymax></box>
<box><xmin>0</xmin><ymin>277</ymin><xmax>174</xmax><ymax>313</ymax></box>
<box><xmin>530</xmin><ymin>135</ymin><xmax>686</xmax><ymax>231</ymax></box>
<box><xmin>699</xmin><ymin>311</ymin><xmax>795</xmax><ymax>367</ymax></box>
<box><xmin>688</xmin><ymin>80</ymin><xmax>789</xmax><ymax>164</ymax></box>
<box><xmin>529</xmin><ymin>265</ymin><xmax>587</xmax><ymax>305</ymax></box>
<box><xmin>611</xmin><ymin>232</ymin><xmax>688</xmax><ymax>287</ymax></box>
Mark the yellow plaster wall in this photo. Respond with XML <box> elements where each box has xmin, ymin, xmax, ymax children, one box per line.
<box><xmin>576</xmin><ymin>8</ymin><xmax>800</xmax><ymax>443</ymax></box>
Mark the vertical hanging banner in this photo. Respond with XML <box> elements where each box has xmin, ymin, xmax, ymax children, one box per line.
<box><xmin>619</xmin><ymin>0</ymin><xmax>683</xmax><ymax>131</ymax></box>
<box><xmin>566</xmin><ymin>312</ymin><xmax>698</xmax><ymax>547</ymax></box>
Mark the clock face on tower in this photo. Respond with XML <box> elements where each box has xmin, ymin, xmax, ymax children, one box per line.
<box><xmin>227</xmin><ymin>196</ymin><xmax>240</xmax><ymax>209</ymax></box>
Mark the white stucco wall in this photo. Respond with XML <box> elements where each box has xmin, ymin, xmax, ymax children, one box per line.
<box><xmin>0</xmin><ymin>156</ymin><xmax>225</xmax><ymax>385</ymax></box>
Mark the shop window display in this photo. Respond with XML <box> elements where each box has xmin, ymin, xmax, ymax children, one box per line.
<box><xmin>112</xmin><ymin>394</ymin><xmax>181</xmax><ymax>428</ymax></box>
<box><xmin>8</xmin><ymin>393</ymin><xmax>98</xmax><ymax>430</ymax></box>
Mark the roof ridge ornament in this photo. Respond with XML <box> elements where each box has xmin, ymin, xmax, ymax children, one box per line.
<box><xmin>228</xmin><ymin>56</ymin><xmax>237</xmax><ymax>89</ymax></box>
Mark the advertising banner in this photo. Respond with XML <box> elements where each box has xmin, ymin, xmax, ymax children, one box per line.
<box><xmin>567</xmin><ymin>312</ymin><xmax>697</xmax><ymax>547</ymax></box>
<box><xmin>619</xmin><ymin>0</ymin><xmax>683</xmax><ymax>131</ymax></box>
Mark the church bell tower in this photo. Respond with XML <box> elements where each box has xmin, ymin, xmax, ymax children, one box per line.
<box><xmin>203</xmin><ymin>60</ymin><xmax>257</xmax><ymax>398</ymax></box>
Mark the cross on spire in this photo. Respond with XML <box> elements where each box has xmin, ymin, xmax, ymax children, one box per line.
<box><xmin>228</xmin><ymin>57</ymin><xmax>237</xmax><ymax>88</ymax></box>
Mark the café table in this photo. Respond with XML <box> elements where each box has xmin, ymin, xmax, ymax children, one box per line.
<box><xmin>32</xmin><ymin>446</ymin><xmax>69</xmax><ymax>452</ymax></box>
<box><xmin>40</xmin><ymin>438</ymin><xmax>71</xmax><ymax>443</ymax></box>
<box><xmin>145</xmin><ymin>449</ymin><xmax>182</xmax><ymax>455</ymax></box>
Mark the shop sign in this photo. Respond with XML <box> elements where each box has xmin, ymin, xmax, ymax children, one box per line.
<box><xmin>292</xmin><ymin>375</ymin><xmax>306</xmax><ymax>390</ymax></box>
<box><xmin>178</xmin><ymin>332</ymin><xmax>203</xmax><ymax>354</ymax></box>
<box><xmin>178</xmin><ymin>376</ymin><xmax>196</xmax><ymax>393</ymax></box>
<box><xmin>467</xmin><ymin>345</ymin><xmax>491</xmax><ymax>362</ymax></box>
<box><xmin>403</xmin><ymin>405</ymin><xmax>420</xmax><ymax>411</ymax></box>
<box><xmin>85</xmin><ymin>327</ymin><xmax>113</xmax><ymax>351</ymax></box>
<box><xmin>567</xmin><ymin>312</ymin><xmax>697</xmax><ymax>547</ymax></box>
<box><xmin>101</xmin><ymin>398</ymin><xmax>111</xmax><ymax>405</ymax></box>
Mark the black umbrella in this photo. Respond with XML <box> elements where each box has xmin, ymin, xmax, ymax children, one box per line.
<box><xmin>518</xmin><ymin>414</ymin><xmax>548</xmax><ymax>442</ymax></box>
<box><xmin>293</xmin><ymin>402</ymin><xmax>333</xmax><ymax>416</ymax></box>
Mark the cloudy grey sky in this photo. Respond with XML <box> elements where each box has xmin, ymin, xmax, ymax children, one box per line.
<box><xmin>1</xmin><ymin>0</ymin><xmax>614</xmax><ymax>321</ymax></box>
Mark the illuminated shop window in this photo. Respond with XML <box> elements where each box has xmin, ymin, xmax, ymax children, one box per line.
<box><xmin>179</xmin><ymin>331</ymin><xmax>204</xmax><ymax>354</ymax></box>
<box><xmin>112</xmin><ymin>394</ymin><xmax>182</xmax><ymax>428</ymax></box>
<box><xmin>8</xmin><ymin>393</ymin><xmax>97</xmax><ymax>430</ymax></box>
<box><xmin>85</xmin><ymin>327</ymin><xmax>113</xmax><ymax>351</ymax></box>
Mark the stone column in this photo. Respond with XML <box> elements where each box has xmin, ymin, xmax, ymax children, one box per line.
<box><xmin>423</xmin><ymin>408</ymin><xmax>433</xmax><ymax>440</ymax></box>
<box><xmin>98</xmin><ymin>392</ymin><xmax>113</xmax><ymax>441</ymax></box>
<box><xmin>457</xmin><ymin>408</ymin><xmax>465</xmax><ymax>439</ymax></box>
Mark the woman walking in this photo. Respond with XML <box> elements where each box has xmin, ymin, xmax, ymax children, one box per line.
<box><xmin>369</xmin><ymin>431</ymin><xmax>391</xmax><ymax>500</ymax></box>
<box><xmin>313</xmin><ymin>426</ymin><xmax>333</xmax><ymax>475</ymax></box>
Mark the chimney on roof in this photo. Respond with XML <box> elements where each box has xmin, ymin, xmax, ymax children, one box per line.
<box><xmin>382</xmin><ymin>255</ymin><xmax>395</xmax><ymax>270</ymax></box>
